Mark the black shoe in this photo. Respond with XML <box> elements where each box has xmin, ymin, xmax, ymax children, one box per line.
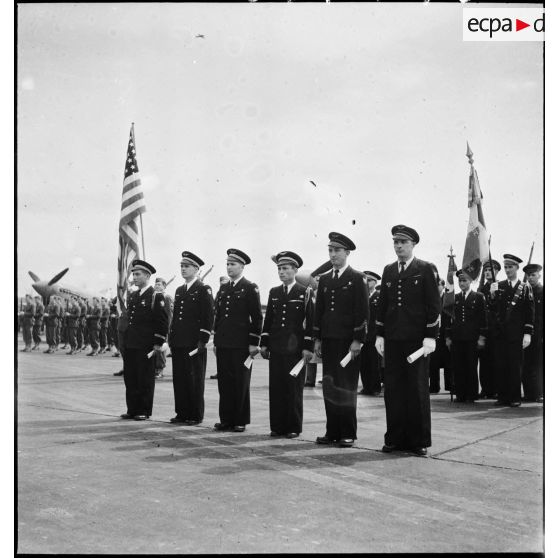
<box><xmin>87</xmin><ymin>351</ymin><xmax>98</xmax><ymax>356</ymax></box>
<box><xmin>371</xmin><ymin>391</ymin><xmax>382</xmax><ymax>397</ymax></box>
<box><xmin>316</xmin><ymin>435</ymin><xmax>335</xmax><ymax>445</ymax></box>
<box><xmin>429</xmin><ymin>389</ymin><xmax>440</xmax><ymax>394</ymax></box>
<box><xmin>185</xmin><ymin>420</ymin><xmax>201</xmax><ymax>426</ymax></box>
<box><xmin>536</xmin><ymin>397</ymin><xmax>544</xmax><ymax>403</ymax></box>
<box><xmin>455</xmin><ymin>397</ymin><xmax>466</xmax><ymax>403</ymax></box>
<box><xmin>209</xmin><ymin>374</ymin><xmax>218</xmax><ymax>380</ymax></box>
<box><xmin>233</xmin><ymin>425</ymin><xmax>245</xmax><ymax>432</ymax></box>
<box><xmin>286</xmin><ymin>433</ymin><xmax>299</xmax><ymax>439</ymax></box>
<box><xmin>170</xmin><ymin>416</ymin><xmax>187</xmax><ymax>423</ymax></box>
<box><xmin>509</xmin><ymin>401</ymin><xmax>521</xmax><ymax>407</ymax></box>
<box><xmin>134</xmin><ymin>415</ymin><xmax>149</xmax><ymax>421</ymax></box>
<box><xmin>112</xmin><ymin>352</ymin><xmax>120</xmax><ymax>357</ymax></box>
<box><xmin>120</xmin><ymin>413</ymin><xmax>134</xmax><ymax>419</ymax></box>
<box><xmin>318</xmin><ymin>380</ymin><xmax>323</xmax><ymax>384</ymax></box>
<box><xmin>113</xmin><ymin>370</ymin><xmax>124</xmax><ymax>376</ymax></box>
<box><xmin>339</xmin><ymin>438</ymin><xmax>354</xmax><ymax>447</ymax></box>
<box><xmin>270</xmin><ymin>431</ymin><xmax>282</xmax><ymax>437</ymax></box>
<box><xmin>494</xmin><ymin>400</ymin><xmax>507</xmax><ymax>406</ymax></box>
<box><xmin>411</xmin><ymin>447</ymin><xmax>428</xmax><ymax>457</ymax></box>
<box><xmin>214</xmin><ymin>422</ymin><xmax>231</xmax><ymax>431</ymax></box>
<box><xmin>382</xmin><ymin>444</ymin><xmax>397</xmax><ymax>453</ymax></box>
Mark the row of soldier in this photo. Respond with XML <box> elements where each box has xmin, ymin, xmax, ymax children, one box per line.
<box><xmin>113</xmin><ymin>225</ymin><xmax>542</xmax><ymax>457</ymax></box>
<box><xmin>18</xmin><ymin>295</ymin><xmax>120</xmax><ymax>356</ymax></box>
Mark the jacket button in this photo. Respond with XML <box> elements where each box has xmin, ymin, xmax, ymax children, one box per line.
<box><xmin>397</xmin><ymin>303</ymin><xmax>402</xmax><ymax>307</ymax></box>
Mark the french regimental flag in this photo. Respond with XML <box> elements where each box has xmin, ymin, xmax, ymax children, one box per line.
<box><xmin>461</xmin><ymin>142</ymin><xmax>489</xmax><ymax>280</ymax></box>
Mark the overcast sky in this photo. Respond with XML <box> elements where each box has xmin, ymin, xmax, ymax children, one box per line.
<box><xmin>17</xmin><ymin>3</ymin><xmax>543</xmax><ymax>298</ymax></box>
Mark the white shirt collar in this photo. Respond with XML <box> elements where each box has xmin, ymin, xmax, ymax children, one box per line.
<box><xmin>185</xmin><ymin>278</ymin><xmax>197</xmax><ymax>290</ymax></box>
<box><xmin>509</xmin><ymin>277</ymin><xmax>520</xmax><ymax>287</ymax></box>
<box><xmin>140</xmin><ymin>285</ymin><xmax>150</xmax><ymax>296</ymax></box>
<box><xmin>332</xmin><ymin>263</ymin><xmax>349</xmax><ymax>278</ymax></box>
<box><xmin>282</xmin><ymin>280</ymin><xmax>296</xmax><ymax>294</ymax></box>
<box><xmin>231</xmin><ymin>275</ymin><xmax>243</xmax><ymax>286</ymax></box>
<box><xmin>398</xmin><ymin>255</ymin><xmax>414</xmax><ymax>269</ymax></box>
<box><xmin>461</xmin><ymin>287</ymin><xmax>472</xmax><ymax>298</ymax></box>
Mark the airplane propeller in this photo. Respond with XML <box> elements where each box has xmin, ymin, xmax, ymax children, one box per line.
<box><xmin>48</xmin><ymin>268</ymin><xmax>70</xmax><ymax>286</ymax></box>
<box><xmin>28</xmin><ymin>271</ymin><xmax>41</xmax><ymax>282</ymax></box>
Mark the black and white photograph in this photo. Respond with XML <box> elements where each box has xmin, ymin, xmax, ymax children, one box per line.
<box><xmin>14</xmin><ymin>1</ymin><xmax>548</xmax><ymax>554</ymax></box>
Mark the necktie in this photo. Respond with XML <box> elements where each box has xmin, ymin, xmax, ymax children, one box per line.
<box><xmin>334</xmin><ymin>270</ymin><xmax>339</xmax><ymax>280</ymax></box>
<box><xmin>283</xmin><ymin>285</ymin><xmax>288</xmax><ymax>295</ymax></box>
<box><xmin>509</xmin><ymin>280</ymin><xmax>512</xmax><ymax>288</ymax></box>
<box><xmin>229</xmin><ymin>281</ymin><xmax>234</xmax><ymax>289</ymax></box>
<box><xmin>399</xmin><ymin>261</ymin><xmax>406</xmax><ymax>274</ymax></box>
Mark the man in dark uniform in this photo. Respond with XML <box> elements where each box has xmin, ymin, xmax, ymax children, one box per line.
<box><xmin>32</xmin><ymin>295</ymin><xmax>44</xmax><ymax>350</ymax></box>
<box><xmin>76</xmin><ymin>297</ymin><xmax>87</xmax><ymax>352</ymax></box>
<box><xmin>19</xmin><ymin>294</ymin><xmax>35</xmax><ymax>351</ymax></box>
<box><xmin>65</xmin><ymin>296</ymin><xmax>81</xmax><ymax>355</ymax></box>
<box><xmin>375</xmin><ymin>225</ymin><xmax>440</xmax><ymax>457</ymax></box>
<box><xmin>522</xmin><ymin>263</ymin><xmax>543</xmax><ymax>403</ymax></box>
<box><xmin>154</xmin><ymin>278</ymin><xmax>174</xmax><ymax>378</ymax></box>
<box><xmin>478</xmin><ymin>260</ymin><xmax>501</xmax><ymax>399</ymax></box>
<box><xmin>109</xmin><ymin>297</ymin><xmax>119</xmax><ymax>356</ymax></box>
<box><xmin>313</xmin><ymin>232</ymin><xmax>369</xmax><ymax>448</ymax></box>
<box><xmin>209</xmin><ymin>276</ymin><xmax>231</xmax><ymax>380</ymax></box>
<box><xmin>359</xmin><ymin>271</ymin><xmax>382</xmax><ymax>396</ymax></box>
<box><xmin>121</xmin><ymin>260</ymin><xmax>168</xmax><ymax>420</ymax></box>
<box><xmin>54</xmin><ymin>296</ymin><xmax>63</xmax><ymax>350</ymax></box>
<box><xmin>213</xmin><ymin>249</ymin><xmax>262</xmax><ymax>432</ymax></box>
<box><xmin>43</xmin><ymin>297</ymin><xmax>59</xmax><ymax>353</ymax></box>
<box><xmin>429</xmin><ymin>276</ymin><xmax>452</xmax><ymax>395</ymax></box>
<box><xmin>86</xmin><ymin>297</ymin><xmax>102</xmax><ymax>356</ymax></box>
<box><xmin>260</xmin><ymin>251</ymin><xmax>314</xmax><ymax>438</ymax></box>
<box><xmin>446</xmin><ymin>270</ymin><xmax>487</xmax><ymax>403</ymax></box>
<box><xmin>489</xmin><ymin>254</ymin><xmax>535</xmax><ymax>407</ymax></box>
<box><xmin>99</xmin><ymin>297</ymin><xmax>110</xmax><ymax>354</ymax></box>
<box><xmin>168</xmin><ymin>252</ymin><xmax>214</xmax><ymax>425</ymax></box>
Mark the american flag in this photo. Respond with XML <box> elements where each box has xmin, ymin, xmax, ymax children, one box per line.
<box><xmin>117</xmin><ymin>124</ymin><xmax>146</xmax><ymax>314</ymax></box>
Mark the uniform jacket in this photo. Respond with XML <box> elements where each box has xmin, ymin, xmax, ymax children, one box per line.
<box><xmin>213</xmin><ymin>277</ymin><xmax>262</xmax><ymax>349</ymax></box>
<box><xmin>531</xmin><ymin>283</ymin><xmax>543</xmax><ymax>341</ymax></box>
<box><xmin>100</xmin><ymin>306</ymin><xmax>110</xmax><ymax>326</ymax></box>
<box><xmin>22</xmin><ymin>302</ymin><xmax>35</xmax><ymax>326</ymax></box>
<box><xmin>446</xmin><ymin>290</ymin><xmax>488</xmax><ymax>342</ymax></box>
<box><xmin>479</xmin><ymin>282</ymin><xmax>498</xmax><ymax>335</ymax></box>
<box><xmin>169</xmin><ymin>280</ymin><xmax>214</xmax><ymax>348</ymax></box>
<box><xmin>66</xmin><ymin>303</ymin><xmax>81</xmax><ymax>327</ymax></box>
<box><xmin>313</xmin><ymin>266</ymin><xmax>369</xmax><ymax>342</ymax></box>
<box><xmin>376</xmin><ymin>258</ymin><xmax>440</xmax><ymax>341</ymax></box>
<box><xmin>125</xmin><ymin>286</ymin><xmax>169</xmax><ymax>349</ymax></box>
<box><xmin>260</xmin><ymin>282</ymin><xmax>314</xmax><ymax>355</ymax></box>
<box><xmin>86</xmin><ymin>306</ymin><xmax>102</xmax><ymax>331</ymax></box>
<box><xmin>44</xmin><ymin>301</ymin><xmax>59</xmax><ymax>327</ymax></box>
<box><xmin>489</xmin><ymin>280</ymin><xmax>535</xmax><ymax>341</ymax></box>
<box><xmin>34</xmin><ymin>301</ymin><xmax>44</xmax><ymax>323</ymax></box>
<box><xmin>365</xmin><ymin>290</ymin><xmax>381</xmax><ymax>342</ymax></box>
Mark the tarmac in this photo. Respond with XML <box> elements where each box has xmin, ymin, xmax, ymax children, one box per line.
<box><xmin>17</xmin><ymin>339</ymin><xmax>543</xmax><ymax>554</ymax></box>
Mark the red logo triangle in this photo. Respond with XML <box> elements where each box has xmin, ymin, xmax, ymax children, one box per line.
<box><xmin>516</xmin><ymin>19</ymin><xmax>530</xmax><ymax>32</ymax></box>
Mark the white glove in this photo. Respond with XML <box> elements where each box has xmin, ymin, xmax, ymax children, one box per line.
<box><xmin>422</xmin><ymin>338</ymin><xmax>436</xmax><ymax>356</ymax></box>
<box><xmin>490</xmin><ymin>282</ymin><xmax>498</xmax><ymax>296</ymax></box>
<box><xmin>522</xmin><ymin>334</ymin><xmax>531</xmax><ymax>349</ymax></box>
<box><xmin>375</xmin><ymin>336</ymin><xmax>385</xmax><ymax>357</ymax></box>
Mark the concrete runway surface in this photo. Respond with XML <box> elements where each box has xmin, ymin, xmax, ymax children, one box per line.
<box><xmin>17</xmin><ymin>339</ymin><xmax>543</xmax><ymax>554</ymax></box>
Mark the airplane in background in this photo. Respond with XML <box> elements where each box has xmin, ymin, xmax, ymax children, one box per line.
<box><xmin>295</xmin><ymin>260</ymin><xmax>332</xmax><ymax>290</ymax></box>
<box><xmin>28</xmin><ymin>268</ymin><xmax>101</xmax><ymax>304</ymax></box>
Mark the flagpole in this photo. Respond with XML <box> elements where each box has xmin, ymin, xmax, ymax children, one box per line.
<box><xmin>522</xmin><ymin>241</ymin><xmax>535</xmax><ymax>283</ymax></box>
<box><xmin>130</xmin><ymin>122</ymin><xmax>146</xmax><ymax>260</ymax></box>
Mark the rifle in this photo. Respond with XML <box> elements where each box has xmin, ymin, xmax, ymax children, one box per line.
<box><xmin>201</xmin><ymin>265</ymin><xmax>214</xmax><ymax>282</ymax></box>
<box><xmin>488</xmin><ymin>235</ymin><xmax>496</xmax><ymax>283</ymax></box>
<box><xmin>522</xmin><ymin>241</ymin><xmax>535</xmax><ymax>283</ymax></box>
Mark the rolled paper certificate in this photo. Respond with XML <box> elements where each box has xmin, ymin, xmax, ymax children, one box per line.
<box><xmin>147</xmin><ymin>342</ymin><xmax>170</xmax><ymax>359</ymax></box>
<box><xmin>407</xmin><ymin>347</ymin><xmax>426</xmax><ymax>363</ymax></box>
<box><xmin>147</xmin><ymin>350</ymin><xmax>154</xmax><ymax>359</ymax></box>
<box><xmin>188</xmin><ymin>348</ymin><xmax>198</xmax><ymax>357</ymax></box>
<box><xmin>289</xmin><ymin>358</ymin><xmax>306</xmax><ymax>377</ymax></box>
<box><xmin>340</xmin><ymin>351</ymin><xmax>352</xmax><ymax>368</ymax></box>
<box><xmin>244</xmin><ymin>356</ymin><xmax>254</xmax><ymax>369</ymax></box>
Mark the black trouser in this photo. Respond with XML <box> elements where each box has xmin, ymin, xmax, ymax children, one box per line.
<box><xmin>269</xmin><ymin>352</ymin><xmax>306</xmax><ymax>434</ymax></box>
<box><xmin>522</xmin><ymin>337</ymin><xmax>543</xmax><ymax>400</ymax></box>
<box><xmin>89</xmin><ymin>327</ymin><xmax>100</xmax><ymax>350</ymax></box>
<box><xmin>360</xmin><ymin>340</ymin><xmax>381</xmax><ymax>394</ymax></box>
<box><xmin>494</xmin><ymin>336</ymin><xmax>523</xmax><ymax>404</ymax></box>
<box><xmin>46</xmin><ymin>324</ymin><xmax>56</xmax><ymax>347</ymax></box>
<box><xmin>32</xmin><ymin>323</ymin><xmax>42</xmax><ymax>344</ymax></box>
<box><xmin>321</xmin><ymin>338</ymin><xmax>360</xmax><ymax>440</ymax></box>
<box><xmin>451</xmin><ymin>340</ymin><xmax>479</xmax><ymax>401</ymax></box>
<box><xmin>100</xmin><ymin>325</ymin><xmax>107</xmax><ymax>349</ymax></box>
<box><xmin>216</xmin><ymin>347</ymin><xmax>251</xmax><ymax>426</ymax></box>
<box><xmin>22</xmin><ymin>322</ymin><xmax>33</xmax><ymax>346</ymax></box>
<box><xmin>123</xmin><ymin>348</ymin><xmax>156</xmax><ymax>416</ymax></box>
<box><xmin>171</xmin><ymin>346</ymin><xmax>207</xmax><ymax>422</ymax></box>
<box><xmin>384</xmin><ymin>340</ymin><xmax>431</xmax><ymax>449</ymax></box>
<box><xmin>305</xmin><ymin>362</ymin><xmax>317</xmax><ymax>385</ymax></box>
<box><xmin>478</xmin><ymin>334</ymin><xmax>497</xmax><ymax>397</ymax></box>
<box><xmin>55</xmin><ymin>322</ymin><xmax>61</xmax><ymax>345</ymax></box>
<box><xmin>67</xmin><ymin>326</ymin><xmax>77</xmax><ymax>350</ymax></box>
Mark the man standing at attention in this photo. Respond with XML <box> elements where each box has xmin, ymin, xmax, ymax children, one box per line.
<box><xmin>375</xmin><ymin>225</ymin><xmax>440</xmax><ymax>457</ymax></box>
<box><xmin>120</xmin><ymin>259</ymin><xmax>169</xmax><ymax>421</ymax></box>
<box><xmin>313</xmin><ymin>232</ymin><xmax>369</xmax><ymax>448</ymax></box>
<box><xmin>260</xmin><ymin>251</ymin><xmax>314</xmax><ymax>438</ymax></box>
<box><xmin>168</xmin><ymin>252</ymin><xmax>214</xmax><ymax>425</ymax></box>
<box><xmin>213</xmin><ymin>249</ymin><xmax>262</xmax><ymax>433</ymax></box>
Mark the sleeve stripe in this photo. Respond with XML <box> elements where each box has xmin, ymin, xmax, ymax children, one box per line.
<box><xmin>375</xmin><ymin>320</ymin><xmax>384</xmax><ymax>326</ymax></box>
<box><xmin>249</xmin><ymin>333</ymin><xmax>260</xmax><ymax>338</ymax></box>
<box><xmin>427</xmin><ymin>316</ymin><xmax>441</xmax><ymax>328</ymax></box>
<box><xmin>200</xmin><ymin>329</ymin><xmax>211</xmax><ymax>335</ymax></box>
<box><xmin>154</xmin><ymin>333</ymin><xmax>166</xmax><ymax>339</ymax></box>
